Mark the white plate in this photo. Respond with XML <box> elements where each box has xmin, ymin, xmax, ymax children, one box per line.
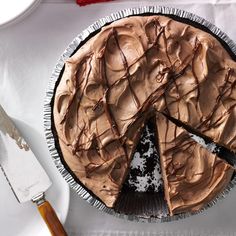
<box><xmin>0</xmin><ymin>0</ymin><xmax>41</xmax><ymax>28</ymax></box>
<box><xmin>0</xmin><ymin>119</ymin><xmax>70</xmax><ymax>236</ymax></box>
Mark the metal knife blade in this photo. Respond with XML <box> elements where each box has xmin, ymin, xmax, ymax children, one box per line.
<box><xmin>0</xmin><ymin>104</ymin><xmax>52</xmax><ymax>203</ymax></box>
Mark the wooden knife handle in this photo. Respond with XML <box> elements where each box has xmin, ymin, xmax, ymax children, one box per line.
<box><xmin>37</xmin><ymin>200</ymin><xmax>68</xmax><ymax>236</ymax></box>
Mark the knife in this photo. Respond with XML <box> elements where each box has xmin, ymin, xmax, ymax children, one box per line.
<box><xmin>0</xmin><ymin>105</ymin><xmax>67</xmax><ymax>236</ymax></box>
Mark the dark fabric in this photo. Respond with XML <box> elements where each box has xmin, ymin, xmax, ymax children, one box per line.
<box><xmin>76</xmin><ymin>0</ymin><xmax>113</xmax><ymax>6</ymax></box>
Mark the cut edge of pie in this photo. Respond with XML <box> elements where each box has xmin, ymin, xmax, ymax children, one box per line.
<box><xmin>155</xmin><ymin>112</ymin><xmax>234</xmax><ymax>215</ymax></box>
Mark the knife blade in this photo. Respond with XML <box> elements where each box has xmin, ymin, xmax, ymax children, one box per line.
<box><xmin>0</xmin><ymin>104</ymin><xmax>67</xmax><ymax>236</ymax></box>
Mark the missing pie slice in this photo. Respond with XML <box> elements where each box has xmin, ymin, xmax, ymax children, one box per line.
<box><xmin>155</xmin><ymin>113</ymin><xmax>234</xmax><ymax>215</ymax></box>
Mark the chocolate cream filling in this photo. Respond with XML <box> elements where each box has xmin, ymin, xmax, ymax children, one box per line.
<box><xmin>53</xmin><ymin>15</ymin><xmax>236</xmax><ymax>210</ymax></box>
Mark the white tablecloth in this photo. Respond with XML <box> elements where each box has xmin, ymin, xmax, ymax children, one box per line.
<box><xmin>1</xmin><ymin>0</ymin><xmax>236</xmax><ymax>235</ymax></box>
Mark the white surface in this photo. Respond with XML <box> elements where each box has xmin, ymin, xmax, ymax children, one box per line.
<box><xmin>0</xmin><ymin>0</ymin><xmax>236</xmax><ymax>235</ymax></box>
<box><xmin>0</xmin><ymin>0</ymin><xmax>41</xmax><ymax>28</ymax></box>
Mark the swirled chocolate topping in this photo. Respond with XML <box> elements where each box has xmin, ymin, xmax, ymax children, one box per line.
<box><xmin>156</xmin><ymin>113</ymin><xmax>234</xmax><ymax>215</ymax></box>
<box><xmin>53</xmin><ymin>15</ymin><xmax>236</xmax><ymax>208</ymax></box>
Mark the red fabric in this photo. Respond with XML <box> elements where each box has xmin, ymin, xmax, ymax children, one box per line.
<box><xmin>76</xmin><ymin>0</ymin><xmax>113</xmax><ymax>6</ymax></box>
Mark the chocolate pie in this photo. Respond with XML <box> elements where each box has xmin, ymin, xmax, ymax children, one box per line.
<box><xmin>53</xmin><ymin>15</ymin><xmax>236</xmax><ymax>214</ymax></box>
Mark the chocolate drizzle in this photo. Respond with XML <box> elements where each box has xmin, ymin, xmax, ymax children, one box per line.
<box><xmin>112</xmin><ymin>29</ymin><xmax>140</xmax><ymax>109</ymax></box>
<box><xmin>53</xmin><ymin>15</ymin><xmax>236</xmax><ymax>209</ymax></box>
<box><xmin>60</xmin><ymin>55</ymin><xmax>93</xmax><ymax>125</ymax></box>
<box><xmin>100</xmin><ymin>52</ymin><xmax>120</xmax><ymax>137</ymax></box>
